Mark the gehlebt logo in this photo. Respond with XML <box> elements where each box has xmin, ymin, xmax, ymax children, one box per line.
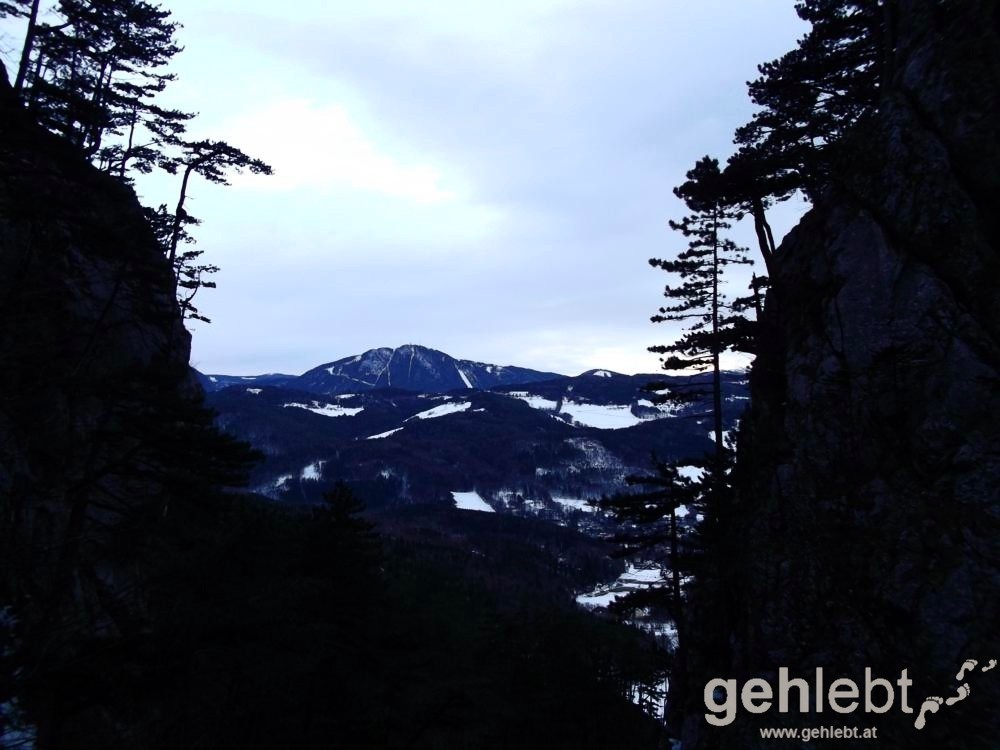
<box><xmin>703</xmin><ymin>657</ymin><xmax>995</xmax><ymax>731</ymax></box>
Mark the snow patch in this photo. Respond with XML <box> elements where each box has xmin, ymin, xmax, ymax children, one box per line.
<box><xmin>576</xmin><ymin>563</ymin><xmax>667</xmax><ymax>609</ymax></box>
<box><xmin>246</xmin><ymin>388</ymin><xmax>262</xmax><ymax>395</ymax></box>
<box><xmin>676</xmin><ymin>465</ymin><xmax>703</xmax><ymax>482</ymax></box>
<box><xmin>508</xmin><ymin>392</ymin><xmax>559</xmax><ymax>411</ymax></box>
<box><xmin>551</xmin><ymin>496</ymin><xmax>598</xmax><ymax>513</ymax></box>
<box><xmin>408</xmin><ymin>401</ymin><xmax>472</xmax><ymax>420</ymax></box>
<box><xmin>560</xmin><ymin>400</ymin><xmax>643</xmax><ymax>429</ymax></box>
<box><xmin>592</xmin><ymin>370</ymin><xmax>612</xmax><ymax>378</ymax></box>
<box><xmin>367</xmin><ymin>427</ymin><xmax>404</xmax><ymax>440</ymax></box>
<box><xmin>451</xmin><ymin>490</ymin><xmax>495</xmax><ymax>513</ymax></box>
<box><xmin>456</xmin><ymin>366</ymin><xmax>473</xmax><ymax>389</ymax></box>
<box><xmin>284</xmin><ymin>401</ymin><xmax>364</xmax><ymax>418</ymax></box>
<box><xmin>301</xmin><ymin>461</ymin><xmax>325</xmax><ymax>481</ymax></box>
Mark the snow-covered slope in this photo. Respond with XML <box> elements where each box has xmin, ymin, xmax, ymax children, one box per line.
<box><xmin>294</xmin><ymin>344</ymin><xmax>564</xmax><ymax>395</ymax></box>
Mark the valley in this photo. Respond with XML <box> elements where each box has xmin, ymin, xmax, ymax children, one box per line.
<box><xmin>200</xmin><ymin>344</ymin><xmax>747</xmax><ymax>530</ymax></box>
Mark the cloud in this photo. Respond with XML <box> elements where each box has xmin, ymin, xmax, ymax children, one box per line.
<box><xmin>220</xmin><ymin>99</ymin><xmax>458</xmax><ymax>204</ymax></box>
<box><xmin>157</xmin><ymin>0</ymin><xmax>808</xmax><ymax>374</ymax></box>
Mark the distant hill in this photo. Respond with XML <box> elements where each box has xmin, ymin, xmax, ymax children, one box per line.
<box><xmin>196</xmin><ymin>344</ymin><xmax>564</xmax><ymax>395</ymax></box>
<box><xmin>204</xmin><ymin>355</ymin><xmax>748</xmax><ymax>531</ymax></box>
<box><xmin>195</xmin><ymin>371</ymin><xmax>297</xmax><ymax>390</ymax></box>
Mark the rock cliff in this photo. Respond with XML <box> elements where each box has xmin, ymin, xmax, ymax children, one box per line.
<box><xmin>685</xmin><ymin>2</ymin><xmax>999</xmax><ymax>747</ymax></box>
<box><xmin>0</xmin><ymin>66</ymin><xmax>246</xmax><ymax>743</ymax></box>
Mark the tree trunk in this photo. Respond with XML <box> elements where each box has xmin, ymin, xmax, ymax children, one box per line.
<box><xmin>749</xmin><ymin>195</ymin><xmax>775</xmax><ymax>276</ymax></box>
<box><xmin>168</xmin><ymin>163</ymin><xmax>194</xmax><ymax>273</ymax></box>
<box><xmin>119</xmin><ymin>107</ymin><xmax>137</xmax><ymax>178</ymax></box>
<box><xmin>13</xmin><ymin>0</ymin><xmax>41</xmax><ymax>95</ymax></box>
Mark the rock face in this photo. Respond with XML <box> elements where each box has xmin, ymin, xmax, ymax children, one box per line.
<box><xmin>686</xmin><ymin>3</ymin><xmax>999</xmax><ymax>748</ymax></box>
<box><xmin>0</xmin><ymin>70</ymin><xmax>215</xmax><ymax>740</ymax></box>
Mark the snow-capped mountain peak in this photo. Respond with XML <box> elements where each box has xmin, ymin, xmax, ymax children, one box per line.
<box><xmin>272</xmin><ymin>344</ymin><xmax>564</xmax><ymax>396</ymax></box>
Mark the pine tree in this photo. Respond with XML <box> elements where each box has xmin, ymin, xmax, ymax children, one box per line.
<box><xmin>732</xmin><ymin>0</ymin><xmax>884</xmax><ymax>203</ymax></box>
<box><xmin>649</xmin><ymin>156</ymin><xmax>751</xmax><ymax>492</ymax></box>
<box><xmin>600</xmin><ymin>456</ymin><xmax>706</xmax><ymax>618</ymax></box>
<box><xmin>304</xmin><ymin>482</ymin><xmax>382</xmax><ymax>604</ymax></box>
<box><xmin>11</xmin><ymin>0</ymin><xmax>192</xmax><ymax>175</ymax></box>
<box><xmin>154</xmin><ymin>139</ymin><xmax>272</xmax><ymax>319</ymax></box>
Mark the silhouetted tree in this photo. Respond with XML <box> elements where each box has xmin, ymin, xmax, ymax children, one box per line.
<box><xmin>15</xmin><ymin>0</ymin><xmax>189</xmax><ymax>165</ymax></box>
<box><xmin>157</xmin><ymin>139</ymin><xmax>272</xmax><ymax>316</ymax></box>
<box><xmin>649</xmin><ymin>156</ymin><xmax>751</xmax><ymax>486</ymax></box>
<box><xmin>3</xmin><ymin>0</ymin><xmax>43</xmax><ymax>95</ymax></box>
<box><xmin>305</xmin><ymin>481</ymin><xmax>382</xmax><ymax>587</ymax></box>
<box><xmin>732</xmin><ymin>0</ymin><xmax>883</xmax><ymax>203</ymax></box>
<box><xmin>601</xmin><ymin>457</ymin><xmax>705</xmax><ymax>615</ymax></box>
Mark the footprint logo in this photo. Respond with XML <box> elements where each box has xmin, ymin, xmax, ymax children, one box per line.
<box><xmin>914</xmin><ymin>696</ymin><xmax>943</xmax><ymax>730</ymax></box>
<box><xmin>914</xmin><ymin>657</ymin><xmax>994</xmax><ymax>730</ymax></box>
<box><xmin>956</xmin><ymin>660</ymin><xmax>977</xmax><ymax>681</ymax></box>
<box><xmin>946</xmin><ymin>683</ymin><xmax>970</xmax><ymax>706</ymax></box>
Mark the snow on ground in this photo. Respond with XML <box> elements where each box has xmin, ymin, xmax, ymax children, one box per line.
<box><xmin>619</xmin><ymin>564</ymin><xmax>667</xmax><ymax>585</ymax></box>
<box><xmin>635</xmin><ymin>398</ymin><xmax>682</xmax><ymax>416</ymax></box>
<box><xmin>283</xmin><ymin>401</ymin><xmax>364</xmax><ymax>418</ymax></box>
<box><xmin>507</xmin><ymin>391</ymin><xmax>559</xmax><ymax>411</ymax></box>
<box><xmin>676</xmin><ymin>465</ymin><xmax>703</xmax><ymax>482</ymax></box>
<box><xmin>576</xmin><ymin>564</ymin><xmax>674</xmax><ymax>719</ymax></box>
<box><xmin>559</xmin><ymin>400</ymin><xmax>644</xmax><ymax>429</ymax></box>
<box><xmin>575</xmin><ymin>563</ymin><xmax>667</xmax><ymax>609</ymax></box>
<box><xmin>551</xmin><ymin>496</ymin><xmax>598</xmax><ymax>513</ymax></box>
<box><xmin>301</xmin><ymin>461</ymin><xmax>325</xmax><ymax>481</ymax></box>
<box><xmin>366</xmin><ymin>427</ymin><xmax>404</xmax><ymax>440</ymax></box>
<box><xmin>451</xmin><ymin>490</ymin><xmax>495</xmax><ymax>513</ymax></box>
<box><xmin>246</xmin><ymin>388</ymin><xmax>262</xmax><ymax>395</ymax></box>
<box><xmin>408</xmin><ymin>401</ymin><xmax>472</xmax><ymax>420</ymax></box>
<box><xmin>507</xmin><ymin>392</ymin><xmax>559</xmax><ymax>410</ymax></box>
<box><xmin>591</xmin><ymin>370</ymin><xmax>612</xmax><ymax>377</ymax></box>
<box><xmin>456</xmin><ymin>366</ymin><xmax>473</xmax><ymax>388</ymax></box>
<box><xmin>575</xmin><ymin>590</ymin><xmax>622</xmax><ymax>608</ymax></box>
<box><xmin>255</xmin><ymin>473</ymin><xmax>293</xmax><ymax>498</ymax></box>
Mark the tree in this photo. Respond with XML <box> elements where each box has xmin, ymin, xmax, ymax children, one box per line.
<box><xmin>649</xmin><ymin>156</ymin><xmax>752</xmax><ymax>485</ymax></box>
<box><xmin>12</xmin><ymin>0</ymin><xmax>191</xmax><ymax>172</ymax></box>
<box><xmin>667</xmin><ymin>1</ymin><xmax>886</xmax><ymax>280</ymax></box>
<box><xmin>304</xmin><ymin>482</ymin><xmax>382</xmax><ymax>604</ymax></box>
<box><xmin>3</xmin><ymin>0</ymin><xmax>42</xmax><ymax>95</ymax></box>
<box><xmin>155</xmin><ymin>138</ymin><xmax>272</xmax><ymax>317</ymax></box>
<box><xmin>732</xmin><ymin>0</ymin><xmax>884</xmax><ymax>203</ymax></box>
<box><xmin>600</xmin><ymin>457</ymin><xmax>706</xmax><ymax>618</ymax></box>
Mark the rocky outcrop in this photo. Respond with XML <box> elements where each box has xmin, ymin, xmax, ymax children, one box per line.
<box><xmin>0</xmin><ymin>68</ymin><xmax>213</xmax><ymax>742</ymax></box>
<box><xmin>686</xmin><ymin>2</ymin><xmax>999</xmax><ymax>747</ymax></box>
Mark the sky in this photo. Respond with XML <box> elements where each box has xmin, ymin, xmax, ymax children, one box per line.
<box><xmin>2</xmin><ymin>1</ymin><xmax>809</xmax><ymax>376</ymax></box>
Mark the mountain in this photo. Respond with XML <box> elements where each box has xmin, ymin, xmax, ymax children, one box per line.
<box><xmin>195</xmin><ymin>371</ymin><xmax>297</xmax><ymax>390</ymax></box>
<box><xmin>197</xmin><ymin>344</ymin><xmax>564</xmax><ymax>395</ymax></box>
<box><xmin>296</xmin><ymin>344</ymin><xmax>564</xmax><ymax>395</ymax></box>
<box><xmin>205</xmin><ymin>367</ymin><xmax>748</xmax><ymax>530</ymax></box>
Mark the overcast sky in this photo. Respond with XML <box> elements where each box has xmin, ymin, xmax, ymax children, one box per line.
<box><xmin>4</xmin><ymin>1</ymin><xmax>808</xmax><ymax>376</ymax></box>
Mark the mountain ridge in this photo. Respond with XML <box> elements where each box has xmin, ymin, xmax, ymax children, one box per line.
<box><xmin>197</xmin><ymin>343</ymin><xmax>567</xmax><ymax>394</ymax></box>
